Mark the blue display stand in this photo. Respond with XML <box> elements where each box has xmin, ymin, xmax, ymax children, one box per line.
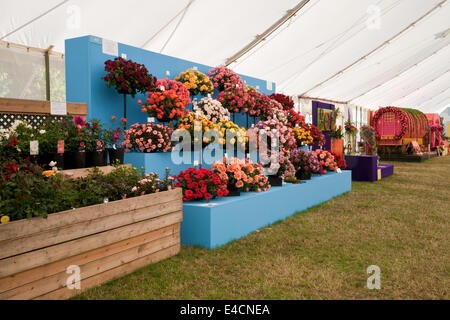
<box><xmin>181</xmin><ymin>170</ymin><xmax>352</xmax><ymax>249</ymax></box>
<box><xmin>65</xmin><ymin>35</ymin><xmax>275</xmax><ymax>130</ymax></box>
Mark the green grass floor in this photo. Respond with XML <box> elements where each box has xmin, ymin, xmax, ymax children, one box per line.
<box><xmin>75</xmin><ymin>156</ymin><xmax>450</xmax><ymax>300</ymax></box>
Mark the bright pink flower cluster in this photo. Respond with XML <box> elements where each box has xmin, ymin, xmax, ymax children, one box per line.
<box><xmin>120</xmin><ymin>123</ymin><xmax>173</xmax><ymax>153</ymax></box>
<box><xmin>253</xmin><ymin>118</ymin><xmax>296</xmax><ymax>150</ymax></box>
<box><xmin>155</xmin><ymin>78</ymin><xmax>191</xmax><ymax>106</ymax></box>
<box><xmin>218</xmin><ymin>86</ymin><xmax>255</xmax><ymax>113</ymax></box>
<box><xmin>212</xmin><ymin>158</ymin><xmax>270</xmax><ymax>192</ymax></box>
<box><xmin>290</xmin><ymin>149</ymin><xmax>321</xmax><ymax>173</ymax></box>
<box><xmin>208</xmin><ymin>66</ymin><xmax>244</xmax><ymax>91</ymax></box>
<box><xmin>173</xmin><ymin>167</ymin><xmax>229</xmax><ymax>202</ymax></box>
<box><xmin>314</xmin><ymin>149</ymin><xmax>338</xmax><ymax>174</ymax></box>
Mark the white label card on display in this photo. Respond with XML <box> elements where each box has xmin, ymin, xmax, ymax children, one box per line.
<box><xmin>121</xmin><ymin>53</ymin><xmax>127</xmax><ymax>59</ymax></box>
<box><xmin>50</xmin><ymin>101</ymin><xmax>67</xmax><ymax>115</ymax></box>
<box><xmin>160</xmin><ymin>86</ymin><xmax>165</xmax><ymax>91</ymax></box>
<box><xmin>148</xmin><ymin>117</ymin><xmax>155</xmax><ymax>123</ymax></box>
<box><xmin>193</xmin><ymin>66</ymin><xmax>198</xmax><ymax>71</ymax></box>
<box><xmin>102</xmin><ymin>39</ymin><xmax>118</xmax><ymax>56</ymax></box>
<box><xmin>256</xmin><ymin>85</ymin><xmax>260</xmax><ymax>90</ymax></box>
<box><xmin>266</xmin><ymin>81</ymin><xmax>273</xmax><ymax>91</ymax></box>
<box><xmin>166</xmin><ymin>70</ymin><xmax>170</xmax><ymax>76</ymax></box>
<box><xmin>30</xmin><ymin>140</ymin><xmax>39</xmax><ymax>155</ymax></box>
<box><xmin>193</xmin><ymin>160</ymin><xmax>199</xmax><ymax>166</ymax></box>
<box><xmin>336</xmin><ymin>168</ymin><xmax>342</xmax><ymax>174</ymax></box>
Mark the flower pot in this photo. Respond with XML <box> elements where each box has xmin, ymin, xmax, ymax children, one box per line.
<box><xmin>295</xmin><ymin>169</ymin><xmax>311</xmax><ymax>180</ymax></box>
<box><xmin>227</xmin><ymin>184</ymin><xmax>241</xmax><ymax>197</ymax></box>
<box><xmin>331</xmin><ymin>138</ymin><xmax>343</xmax><ymax>159</ymax></box>
<box><xmin>108</xmin><ymin>148</ymin><xmax>124</xmax><ymax>165</ymax></box>
<box><xmin>87</xmin><ymin>150</ymin><xmax>107</xmax><ymax>167</ymax></box>
<box><xmin>73</xmin><ymin>151</ymin><xmax>87</xmax><ymax>168</ymax></box>
<box><xmin>38</xmin><ymin>153</ymin><xmax>65</xmax><ymax>169</ymax></box>
<box><xmin>268</xmin><ymin>175</ymin><xmax>283</xmax><ymax>187</ymax></box>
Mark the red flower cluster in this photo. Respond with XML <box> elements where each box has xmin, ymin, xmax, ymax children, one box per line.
<box><xmin>140</xmin><ymin>90</ymin><xmax>187</xmax><ymax>122</ymax></box>
<box><xmin>103</xmin><ymin>57</ymin><xmax>157</xmax><ymax>98</ymax></box>
<box><xmin>269</xmin><ymin>93</ymin><xmax>294</xmax><ymax>111</ymax></box>
<box><xmin>155</xmin><ymin>78</ymin><xmax>191</xmax><ymax>106</ymax></box>
<box><xmin>286</xmin><ymin>109</ymin><xmax>305</xmax><ymax>128</ymax></box>
<box><xmin>173</xmin><ymin>167</ymin><xmax>229</xmax><ymax>202</ymax></box>
<box><xmin>7</xmin><ymin>136</ymin><xmax>18</xmax><ymax>148</ymax></box>
<box><xmin>329</xmin><ymin>151</ymin><xmax>347</xmax><ymax>169</ymax></box>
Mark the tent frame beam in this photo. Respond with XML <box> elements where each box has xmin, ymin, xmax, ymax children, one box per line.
<box><xmin>224</xmin><ymin>0</ymin><xmax>310</xmax><ymax>66</ymax></box>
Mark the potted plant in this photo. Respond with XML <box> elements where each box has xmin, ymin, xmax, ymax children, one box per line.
<box><xmin>85</xmin><ymin>119</ymin><xmax>107</xmax><ymax>167</ymax></box>
<box><xmin>63</xmin><ymin>116</ymin><xmax>88</xmax><ymax>169</ymax></box>
<box><xmin>139</xmin><ymin>79</ymin><xmax>190</xmax><ymax>125</ymax></box>
<box><xmin>290</xmin><ymin>149</ymin><xmax>321</xmax><ymax>180</ymax></box>
<box><xmin>174</xmin><ymin>69</ymin><xmax>214</xmax><ymax>97</ymax></box>
<box><xmin>103</xmin><ymin>57</ymin><xmax>157</xmax><ymax>128</ymax></box>
<box><xmin>173</xmin><ymin>167</ymin><xmax>229</xmax><ymax>202</ymax></box>
<box><xmin>121</xmin><ymin>122</ymin><xmax>173</xmax><ymax>153</ymax></box>
<box><xmin>37</xmin><ymin>120</ymin><xmax>66</xmax><ymax>170</ymax></box>
<box><xmin>105</xmin><ymin>116</ymin><xmax>127</xmax><ymax>164</ymax></box>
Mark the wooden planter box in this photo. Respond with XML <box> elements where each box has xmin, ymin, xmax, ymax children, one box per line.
<box><xmin>0</xmin><ymin>188</ymin><xmax>182</xmax><ymax>300</ymax></box>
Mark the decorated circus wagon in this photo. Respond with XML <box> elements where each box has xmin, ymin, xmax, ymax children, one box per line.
<box><xmin>371</xmin><ymin>107</ymin><xmax>430</xmax><ymax>155</ymax></box>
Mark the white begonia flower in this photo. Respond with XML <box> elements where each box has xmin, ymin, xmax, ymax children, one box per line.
<box><xmin>49</xmin><ymin>161</ymin><xmax>57</xmax><ymax>167</ymax></box>
<box><xmin>39</xmin><ymin>130</ymin><xmax>46</xmax><ymax>134</ymax></box>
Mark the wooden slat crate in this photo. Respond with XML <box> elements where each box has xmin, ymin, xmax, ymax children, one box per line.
<box><xmin>0</xmin><ymin>188</ymin><xmax>182</xmax><ymax>300</ymax></box>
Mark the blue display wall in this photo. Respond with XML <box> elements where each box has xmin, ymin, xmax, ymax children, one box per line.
<box><xmin>65</xmin><ymin>35</ymin><xmax>275</xmax><ymax>130</ymax></box>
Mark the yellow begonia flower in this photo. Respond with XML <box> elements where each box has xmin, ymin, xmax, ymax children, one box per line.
<box><xmin>1</xmin><ymin>216</ymin><xmax>10</xmax><ymax>224</ymax></box>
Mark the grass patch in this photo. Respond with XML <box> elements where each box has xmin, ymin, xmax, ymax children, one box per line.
<box><xmin>74</xmin><ymin>156</ymin><xmax>450</xmax><ymax>300</ymax></box>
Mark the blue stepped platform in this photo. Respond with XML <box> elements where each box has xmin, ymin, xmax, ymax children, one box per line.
<box><xmin>181</xmin><ymin>170</ymin><xmax>352</xmax><ymax>249</ymax></box>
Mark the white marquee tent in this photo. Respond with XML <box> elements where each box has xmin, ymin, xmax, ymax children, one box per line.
<box><xmin>1</xmin><ymin>0</ymin><xmax>450</xmax><ymax>114</ymax></box>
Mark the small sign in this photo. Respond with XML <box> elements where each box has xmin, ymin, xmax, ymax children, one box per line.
<box><xmin>148</xmin><ymin>117</ymin><xmax>155</xmax><ymax>123</ymax></box>
<box><xmin>193</xmin><ymin>66</ymin><xmax>198</xmax><ymax>71</ymax></box>
<box><xmin>224</xmin><ymin>152</ymin><xmax>228</xmax><ymax>158</ymax></box>
<box><xmin>57</xmin><ymin>140</ymin><xmax>64</xmax><ymax>154</ymax></box>
<box><xmin>166</xmin><ymin>70</ymin><xmax>170</xmax><ymax>76</ymax></box>
<box><xmin>50</xmin><ymin>101</ymin><xmax>67</xmax><ymax>115</ymax></box>
<box><xmin>207</xmin><ymin>93</ymin><xmax>212</xmax><ymax>98</ymax></box>
<box><xmin>193</xmin><ymin>160</ymin><xmax>199</xmax><ymax>166</ymax></box>
<box><xmin>266</xmin><ymin>81</ymin><xmax>273</xmax><ymax>91</ymax></box>
<box><xmin>121</xmin><ymin>53</ymin><xmax>127</xmax><ymax>59</ymax></box>
<box><xmin>377</xmin><ymin>168</ymin><xmax>382</xmax><ymax>181</ymax></box>
<box><xmin>102</xmin><ymin>38</ymin><xmax>118</xmax><ymax>56</ymax></box>
<box><xmin>30</xmin><ymin>140</ymin><xmax>39</xmax><ymax>155</ymax></box>
<box><xmin>336</xmin><ymin>168</ymin><xmax>342</xmax><ymax>174</ymax></box>
<box><xmin>160</xmin><ymin>85</ymin><xmax>165</xmax><ymax>91</ymax></box>
<box><xmin>256</xmin><ymin>85</ymin><xmax>260</xmax><ymax>90</ymax></box>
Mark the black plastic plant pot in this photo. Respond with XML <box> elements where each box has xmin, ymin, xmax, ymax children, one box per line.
<box><xmin>38</xmin><ymin>153</ymin><xmax>65</xmax><ymax>169</ymax></box>
<box><xmin>108</xmin><ymin>148</ymin><xmax>124</xmax><ymax>165</ymax></box>
<box><xmin>73</xmin><ymin>151</ymin><xmax>86</xmax><ymax>168</ymax></box>
<box><xmin>87</xmin><ymin>150</ymin><xmax>107</xmax><ymax>167</ymax></box>
<box><xmin>227</xmin><ymin>184</ymin><xmax>241</xmax><ymax>197</ymax></box>
<box><xmin>268</xmin><ymin>175</ymin><xmax>283</xmax><ymax>187</ymax></box>
<box><xmin>295</xmin><ymin>169</ymin><xmax>312</xmax><ymax>181</ymax></box>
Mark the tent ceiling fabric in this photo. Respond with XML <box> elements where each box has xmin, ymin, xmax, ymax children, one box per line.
<box><xmin>1</xmin><ymin>0</ymin><xmax>449</xmax><ymax>113</ymax></box>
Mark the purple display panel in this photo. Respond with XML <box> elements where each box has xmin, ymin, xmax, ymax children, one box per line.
<box><xmin>312</xmin><ymin>101</ymin><xmax>335</xmax><ymax>151</ymax></box>
<box><xmin>379</xmin><ymin>164</ymin><xmax>394</xmax><ymax>179</ymax></box>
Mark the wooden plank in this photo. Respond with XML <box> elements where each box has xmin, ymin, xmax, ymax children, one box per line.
<box><xmin>0</xmin><ymin>197</ymin><xmax>181</xmax><ymax>258</ymax></box>
<box><xmin>0</xmin><ymin>232</ymin><xmax>180</xmax><ymax>299</ymax></box>
<box><xmin>0</xmin><ymin>224</ymin><xmax>179</xmax><ymax>294</ymax></box>
<box><xmin>60</xmin><ymin>164</ymin><xmax>131</xmax><ymax>180</ymax></box>
<box><xmin>0</xmin><ymin>97</ymin><xmax>87</xmax><ymax>115</ymax></box>
<box><xmin>0</xmin><ymin>188</ymin><xmax>182</xmax><ymax>242</ymax></box>
<box><xmin>0</xmin><ymin>211</ymin><xmax>182</xmax><ymax>278</ymax></box>
<box><xmin>0</xmin><ymin>199</ymin><xmax>182</xmax><ymax>260</ymax></box>
<box><xmin>34</xmin><ymin>244</ymin><xmax>181</xmax><ymax>300</ymax></box>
